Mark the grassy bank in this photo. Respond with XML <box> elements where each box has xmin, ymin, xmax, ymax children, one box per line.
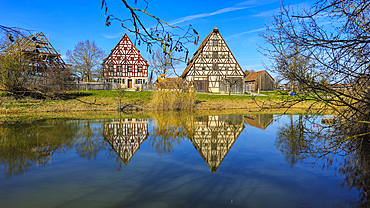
<box><xmin>0</xmin><ymin>90</ymin><xmax>326</xmax><ymax>121</ymax></box>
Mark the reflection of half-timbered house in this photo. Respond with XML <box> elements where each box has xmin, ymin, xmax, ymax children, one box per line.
<box><xmin>180</xmin><ymin>27</ymin><xmax>245</xmax><ymax>93</ymax></box>
<box><xmin>102</xmin><ymin>34</ymin><xmax>149</xmax><ymax>89</ymax></box>
<box><xmin>104</xmin><ymin>118</ymin><xmax>148</xmax><ymax>165</ymax></box>
<box><xmin>190</xmin><ymin>115</ymin><xmax>245</xmax><ymax>173</ymax></box>
<box><xmin>244</xmin><ymin>114</ymin><xmax>273</xmax><ymax>130</ymax></box>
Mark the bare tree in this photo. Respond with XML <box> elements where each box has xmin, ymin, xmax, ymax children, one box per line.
<box><xmin>260</xmin><ymin>0</ymin><xmax>370</xmax><ymax>119</ymax></box>
<box><xmin>148</xmin><ymin>48</ymin><xmax>181</xmax><ymax>77</ymax></box>
<box><xmin>221</xmin><ymin>77</ymin><xmax>244</xmax><ymax>95</ymax></box>
<box><xmin>101</xmin><ymin>0</ymin><xmax>199</xmax><ymax>61</ymax></box>
<box><xmin>66</xmin><ymin>40</ymin><xmax>105</xmax><ymax>82</ymax></box>
<box><xmin>259</xmin><ymin>0</ymin><xmax>370</xmax><ymax>179</ymax></box>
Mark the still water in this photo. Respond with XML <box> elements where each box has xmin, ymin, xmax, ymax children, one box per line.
<box><xmin>0</xmin><ymin>113</ymin><xmax>364</xmax><ymax>207</ymax></box>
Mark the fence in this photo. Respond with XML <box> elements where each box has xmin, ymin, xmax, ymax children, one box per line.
<box><xmin>142</xmin><ymin>83</ymin><xmax>154</xmax><ymax>91</ymax></box>
<box><xmin>72</xmin><ymin>82</ymin><xmax>119</xmax><ymax>91</ymax></box>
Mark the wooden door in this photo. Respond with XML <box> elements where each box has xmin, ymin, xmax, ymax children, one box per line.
<box><xmin>128</xmin><ymin>79</ymin><xmax>132</xmax><ymax>88</ymax></box>
<box><xmin>194</xmin><ymin>80</ymin><xmax>207</xmax><ymax>92</ymax></box>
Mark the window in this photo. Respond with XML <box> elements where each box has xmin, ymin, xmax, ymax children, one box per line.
<box><xmin>213</xmin><ymin>40</ymin><xmax>219</xmax><ymax>47</ymax></box>
<box><xmin>117</xmin><ymin>66</ymin><xmax>121</xmax><ymax>72</ymax></box>
<box><xmin>122</xmin><ymin>79</ymin><xmax>125</xmax><ymax>84</ymax></box>
<box><xmin>138</xmin><ymin>66</ymin><xmax>143</xmax><ymax>72</ymax></box>
<box><xmin>109</xmin><ymin>65</ymin><xmax>113</xmax><ymax>72</ymax></box>
<box><xmin>136</xmin><ymin>79</ymin><xmax>143</xmax><ymax>84</ymax></box>
<box><xmin>212</xmin><ymin>51</ymin><xmax>218</xmax><ymax>59</ymax></box>
<box><xmin>128</xmin><ymin>66</ymin><xmax>133</xmax><ymax>72</ymax></box>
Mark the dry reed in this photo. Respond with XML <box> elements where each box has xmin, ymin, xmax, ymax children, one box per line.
<box><xmin>149</xmin><ymin>79</ymin><xmax>196</xmax><ymax>110</ymax></box>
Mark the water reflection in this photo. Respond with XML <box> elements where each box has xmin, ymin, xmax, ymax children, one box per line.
<box><xmin>244</xmin><ymin>114</ymin><xmax>273</xmax><ymax>130</ymax></box>
<box><xmin>73</xmin><ymin>120</ymin><xmax>107</xmax><ymax>160</ymax></box>
<box><xmin>0</xmin><ymin>113</ymin><xmax>367</xmax><ymax>207</ymax></box>
<box><xmin>275</xmin><ymin>115</ymin><xmax>370</xmax><ymax>207</ymax></box>
<box><xmin>149</xmin><ymin>112</ymin><xmax>245</xmax><ymax>173</ymax></box>
<box><xmin>190</xmin><ymin>115</ymin><xmax>245</xmax><ymax>173</ymax></box>
<box><xmin>103</xmin><ymin>118</ymin><xmax>149</xmax><ymax>165</ymax></box>
<box><xmin>149</xmin><ymin>112</ymin><xmax>194</xmax><ymax>156</ymax></box>
<box><xmin>0</xmin><ymin>120</ymin><xmax>77</xmax><ymax>177</ymax></box>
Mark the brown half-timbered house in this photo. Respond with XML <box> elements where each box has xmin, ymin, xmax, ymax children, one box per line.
<box><xmin>102</xmin><ymin>34</ymin><xmax>148</xmax><ymax>89</ymax></box>
<box><xmin>180</xmin><ymin>27</ymin><xmax>245</xmax><ymax>93</ymax></box>
<box><xmin>190</xmin><ymin>115</ymin><xmax>245</xmax><ymax>173</ymax></box>
<box><xmin>245</xmin><ymin>70</ymin><xmax>274</xmax><ymax>91</ymax></box>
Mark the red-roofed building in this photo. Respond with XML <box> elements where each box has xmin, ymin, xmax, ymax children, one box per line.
<box><xmin>245</xmin><ymin>70</ymin><xmax>274</xmax><ymax>91</ymax></box>
<box><xmin>102</xmin><ymin>34</ymin><xmax>149</xmax><ymax>89</ymax></box>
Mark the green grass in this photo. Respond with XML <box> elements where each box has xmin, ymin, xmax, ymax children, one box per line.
<box><xmin>69</xmin><ymin>90</ymin><xmax>152</xmax><ymax>100</ymax></box>
<box><xmin>196</xmin><ymin>92</ymin><xmax>285</xmax><ymax>101</ymax></box>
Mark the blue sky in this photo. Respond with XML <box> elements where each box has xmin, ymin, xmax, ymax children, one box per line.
<box><xmin>0</xmin><ymin>0</ymin><xmax>313</xmax><ymax>77</ymax></box>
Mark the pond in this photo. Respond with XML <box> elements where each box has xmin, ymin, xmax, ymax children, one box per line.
<box><xmin>0</xmin><ymin>112</ymin><xmax>365</xmax><ymax>207</ymax></box>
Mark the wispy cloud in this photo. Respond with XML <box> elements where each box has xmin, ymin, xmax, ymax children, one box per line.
<box><xmin>226</xmin><ymin>27</ymin><xmax>266</xmax><ymax>39</ymax></box>
<box><xmin>169</xmin><ymin>0</ymin><xmax>278</xmax><ymax>25</ymax></box>
<box><xmin>236</xmin><ymin>0</ymin><xmax>278</xmax><ymax>6</ymax></box>
<box><xmin>102</xmin><ymin>32</ymin><xmax>124</xmax><ymax>39</ymax></box>
<box><xmin>243</xmin><ymin>64</ymin><xmax>264</xmax><ymax>69</ymax></box>
<box><xmin>170</xmin><ymin>7</ymin><xmax>247</xmax><ymax>25</ymax></box>
<box><xmin>251</xmin><ymin>2</ymin><xmax>309</xmax><ymax>18</ymax></box>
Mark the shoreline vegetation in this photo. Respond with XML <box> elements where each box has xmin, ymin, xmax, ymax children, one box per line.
<box><xmin>0</xmin><ymin>90</ymin><xmax>330</xmax><ymax>121</ymax></box>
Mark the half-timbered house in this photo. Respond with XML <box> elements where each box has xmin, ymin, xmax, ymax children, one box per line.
<box><xmin>180</xmin><ymin>27</ymin><xmax>245</xmax><ymax>93</ymax></box>
<box><xmin>103</xmin><ymin>118</ymin><xmax>149</xmax><ymax>165</ymax></box>
<box><xmin>3</xmin><ymin>32</ymin><xmax>70</xmax><ymax>83</ymax></box>
<box><xmin>190</xmin><ymin>115</ymin><xmax>244</xmax><ymax>173</ymax></box>
<box><xmin>245</xmin><ymin>70</ymin><xmax>274</xmax><ymax>91</ymax></box>
<box><xmin>102</xmin><ymin>34</ymin><xmax>148</xmax><ymax>89</ymax></box>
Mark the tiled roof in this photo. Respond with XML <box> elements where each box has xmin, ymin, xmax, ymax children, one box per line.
<box><xmin>244</xmin><ymin>70</ymin><xmax>274</xmax><ymax>82</ymax></box>
<box><xmin>245</xmin><ymin>70</ymin><xmax>264</xmax><ymax>82</ymax></box>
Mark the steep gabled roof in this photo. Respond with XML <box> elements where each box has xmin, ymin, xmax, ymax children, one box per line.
<box><xmin>180</xmin><ymin>29</ymin><xmax>213</xmax><ymax>78</ymax></box>
<box><xmin>103</xmin><ymin>33</ymin><xmax>148</xmax><ymax>64</ymax></box>
<box><xmin>180</xmin><ymin>27</ymin><xmax>244</xmax><ymax>78</ymax></box>
<box><xmin>245</xmin><ymin>70</ymin><xmax>274</xmax><ymax>82</ymax></box>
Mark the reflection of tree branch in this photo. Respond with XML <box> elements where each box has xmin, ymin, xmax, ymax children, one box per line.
<box><xmin>275</xmin><ymin>114</ymin><xmax>370</xmax><ymax>206</ymax></box>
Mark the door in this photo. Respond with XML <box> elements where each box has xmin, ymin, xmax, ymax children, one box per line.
<box><xmin>194</xmin><ymin>80</ymin><xmax>207</xmax><ymax>92</ymax></box>
<box><xmin>128</xmin><ymin>79</ymin><xmax>132</xmax><ymax>88</ymax></box>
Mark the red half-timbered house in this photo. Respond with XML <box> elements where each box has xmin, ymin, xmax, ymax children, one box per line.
<box><xmin>104</xmin><ymin>118</ymin><xmax>149</xmax><ymax>165</ymax></box>
<box><xmin>102</xmin><ymin>34</ymin><xmax>149</xmax><ymax>89</ymax></box>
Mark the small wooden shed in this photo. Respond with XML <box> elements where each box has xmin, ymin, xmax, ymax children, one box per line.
<box><xmin>245</xmin><ymin>70</ymin><xmax>274</xmax><ymax>91</ymax></box>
